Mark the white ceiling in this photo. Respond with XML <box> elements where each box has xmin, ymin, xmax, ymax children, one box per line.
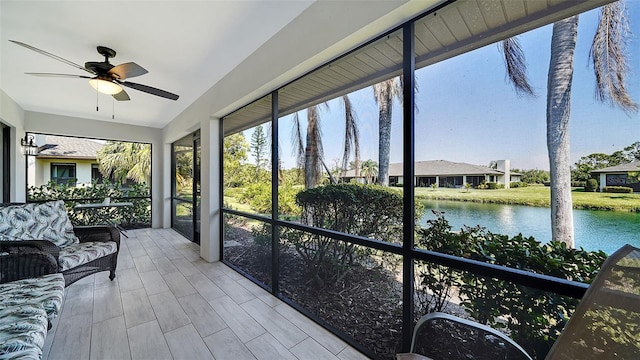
<box><xmin>0</xmin><ymin>0</ymin><xmax>313</xmax><ymax>128</ymax></box>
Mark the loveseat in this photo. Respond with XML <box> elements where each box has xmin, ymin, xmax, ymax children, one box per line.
<box><xmin>0</xmin><ymin>200</ymin><xmax>120</xmax><ymax>285</ymax></box>
<box><xmin>0</xmin><ymin>249</ymin><xmax>65</xmax><ymax>360</ymax></box>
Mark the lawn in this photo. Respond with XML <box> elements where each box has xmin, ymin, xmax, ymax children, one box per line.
<box><xmin>414</xmin><ymin>185</ymin><xmax>640</xmax><ymax>212</ymax></box>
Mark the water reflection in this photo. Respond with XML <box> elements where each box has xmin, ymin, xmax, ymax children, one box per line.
<box><xmin>419</xmin><ymin>200</ymin><xmax>640</xmax><ymax>255</ymax></box>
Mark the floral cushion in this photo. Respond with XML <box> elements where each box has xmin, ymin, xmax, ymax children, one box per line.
<box><xmin>0</xmin><ymin>201</ymin><xmax>79</xmax><ymax>248</ymax></box>
<box><xmin>58</xmin><ymin>241</ymin><xmax>117</xmax><ymax>271</ymax></box>
<box><xmin>0</xmin><ymin>274</ymin><xmax>65</xmax><ymax>323</ymax></box>
<box><xmin>0</xmin><ymin>304</ymin><xmax>47</xmax><ymax>360</ymax></box>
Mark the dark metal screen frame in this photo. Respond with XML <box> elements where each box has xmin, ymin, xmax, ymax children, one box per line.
<box><xmin>218</xmin><ymin>2</ymin><xmax>590</xmax><ymax>358</ymax></box>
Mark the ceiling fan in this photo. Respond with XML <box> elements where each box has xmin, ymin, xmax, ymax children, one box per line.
<box><xmin>10</xmin><ymin>40</ymin><xmax>179</xmax><ymax>101</ymax></box>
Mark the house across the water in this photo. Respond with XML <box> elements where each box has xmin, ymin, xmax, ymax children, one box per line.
<box><xmin>342</xmin><ymin>159</ymin><xmax>521</xmax><ymax>188</ymax></box>
<box><xmin>590</xmin><ymin>161</ymin><xmax>640</xmax><ymax>192</ymax></box>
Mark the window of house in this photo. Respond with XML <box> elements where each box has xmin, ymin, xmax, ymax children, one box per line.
<box><xmin>91</xmin><ymin>164</ymin><xmax>104</xmax><ymax>183</ymax></box>
<box><xmin>51</xmin><ymin>163</ymin><xmax>76</xmax><ymax>186</ymax></box>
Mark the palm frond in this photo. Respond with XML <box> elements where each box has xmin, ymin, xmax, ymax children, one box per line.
<box><xmin>341</xmin><ymin>95</ymin><xmax>360</xmax><ymax>177</ymax></box>
<box><xmin>291</xmin><ymin>112</ymin><xmax>305</xmax><ymax>169</ymax></box>
<box><xmin>590</xmin><ymin>2</ymin><xmax>638</xmax><ymax>113</ymax></box>
<box><xmin>500</xmin><ymin>37</ymin><xmax>536</xmax><ymax>97</ymax></box>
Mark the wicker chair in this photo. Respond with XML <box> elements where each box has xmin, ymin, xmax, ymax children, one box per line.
<box><xmin>0</xmin><ymin>201</ymin><xmax>120</xmax><ymax>286</ymax></box>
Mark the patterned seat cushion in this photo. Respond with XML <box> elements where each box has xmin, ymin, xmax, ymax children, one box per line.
<box><xmin>0</xmin><ymin>274</ymin><xmax>65</xmax><ymax>323</ymax></box>
<box><xmin>0</xmin><ymin>304</ymin><xmax>47</xmax><ymax>360</ymax></box>
<box><xmin>58</xmin><ymin>241</ymin><xmax>117</xmax><ymax>271</ymax></box>
<box><xmin>0</xmin><ymin>201</ymin><xmax>79</xmax><ymax>248</ymax></box>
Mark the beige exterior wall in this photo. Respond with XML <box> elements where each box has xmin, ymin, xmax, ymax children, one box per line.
<box><xmin>31</xmin><ymin>158</ymin><xmax>97</xmax><ymax>187</ymax></box>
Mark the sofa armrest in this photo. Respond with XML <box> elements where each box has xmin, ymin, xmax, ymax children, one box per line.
<box><xmin>0</xmin><ymin>251</ymin><xmax>59</xmax><ymax>284</ymax></box>
<box><xmin>0</xmin><ymin>240</ymin><xmax>60</xmax><ymax>259</ymax></box>
<box><xmin>74</xmin><ymin>225</ymin><xmax>121</xmax><ymax>250</ymax></box>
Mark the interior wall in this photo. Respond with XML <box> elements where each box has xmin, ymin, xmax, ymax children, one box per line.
<box><xmin>0</xmin><ymin>89</ymin><xmax>26</xmax><ymax>202</ymax></box>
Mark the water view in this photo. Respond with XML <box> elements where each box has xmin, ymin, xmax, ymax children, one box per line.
<box><xmin>419</xmin><ymin>200</ymin><xmax>640</xmax><ymax>255</ymax></box>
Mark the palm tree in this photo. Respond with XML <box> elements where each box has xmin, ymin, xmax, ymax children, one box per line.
<box><xmin>292</xmin><ymin>96</ymin><xmax>360</xmax><ymax>189</ymax></box>
<box><xmin>373</xmin><ymin>78</ymin><xmax>402</xmax><ymax>186</ymax></box>
<box><xmin>341</xmin><ymin>95</ymin><xmax>360</xmax><ymax>180</ymax></box>
<box><xmin>500</xmin><ymin>3</ymin><xmax>637</xmax><ymax>246</ymax></box>
<box><xmin>544</xmin><ymin>3</ymin><xmax>637</xmax><ymax>246</ymax></box>
<box><xmin>97</xmin><ymin>141</ymin><xmax>151</xmax><ymax>184</ymax></box>
<box><xmin>360</xmin><ymin>159</ymin><xmax>378</xmax><ymax>184</ymax></box>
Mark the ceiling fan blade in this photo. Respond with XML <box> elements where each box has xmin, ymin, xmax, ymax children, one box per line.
<box><xmin>25</xmin><ymin>72</ymin><xmax>91</xmax><ymax>78</ymax></box>
<box><xmin>113</xmin><ymin>89</ymin><xmax>130</xmax><ymax>101</ymax></box>
<box><xmin>108</xmin><ymin>62</ymin><xmax>148</xmax><ymax>80</ymax></box>
<box><xmin>120</xmin><ymin>81</ymin><xmax>179</xmax><ymax>100</ymax></box>
<box><xmin>10</xmin><ymin>40</ymin><xmax>95</xmax><ymax>75</ymax></box>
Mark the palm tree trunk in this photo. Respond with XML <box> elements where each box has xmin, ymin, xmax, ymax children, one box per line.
<box><xmin>547</xmin><ymin>16</ymin><xmax>578</xmax><ymax>247</ymax></box>
<box><xmin>378</xmin><ymin>97</ymin><xmax>392</xmax><ymax>186</ymax></box>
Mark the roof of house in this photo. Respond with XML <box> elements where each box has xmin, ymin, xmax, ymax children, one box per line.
<box><xmin>36</xmin><ymin>135</ymin><xmax>104</xmax><ymax>160</ymax></box>
<box><xmin>342</xmin><ymin>160</ymin><xmax>514</xmax><ymax>178</ymax></box>
<box><xmin>590</xmin><ymin>161</ymin><xmax>640</xmax><ymax>173</ymax></box>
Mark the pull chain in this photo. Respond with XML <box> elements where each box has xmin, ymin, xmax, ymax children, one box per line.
<box><xmin>112</xmin><ymin>98</ymin><xmax>115</xmax><ymax>119</ymax></box>
<box><xmin>96</xmin><ymin>84</ymin><xmax>99</xmax><ymax>112</ymax></box>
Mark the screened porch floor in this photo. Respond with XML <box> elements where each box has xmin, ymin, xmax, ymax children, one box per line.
<box><xmin>43</xmin><ymin>228</ymin><xmax>368</xmax><ymax>360</ymax></box>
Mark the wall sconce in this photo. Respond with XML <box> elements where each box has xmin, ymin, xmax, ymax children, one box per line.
<box><xmin>21</xmin><ymin>134</ymin><xmax>38</xmax><ymax>156</ymax></box>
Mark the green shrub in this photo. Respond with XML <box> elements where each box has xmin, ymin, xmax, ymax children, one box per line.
<box><xmin>284</xmin><ymin>184</ymin><xmax>406</xmax><ymax>286</ymax></box>
<box><xmin>510</xmin><ymin>181</ymin><xmax>528</xmax><ymax>188</ymax></box>
<box><xmin>585</xmin><ymin>179</ymin><xmax>599</xmax><ymax>192</ymax></box>
<box><xmin>486</xmin><ymin>182</ymin><xmax>505</xmax><ymax>189</ymax></box>
<box><xmin>603</xmin><ymin>186</ymin><xmax>633</xmax><ymax>193</ymax></box>
<box><xmin>415</xmin><ymin>212</ymin><xmax>606</xmax><ymax>359</ymax></box>
<box><xmin>572</xmin><ymin>181</ymin><xmax>587</xmax><ymax>188</ymax></box>
<box><xmin>28</xmin><ymin>180</ymin><xmax>151</xmax><ymax>227</ymax></box>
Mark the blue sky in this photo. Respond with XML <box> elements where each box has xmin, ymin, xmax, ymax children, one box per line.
<box><xmin>250</xmin><ymin>4</ymin><xmax>640</xmax><ymax>171</ymax></box>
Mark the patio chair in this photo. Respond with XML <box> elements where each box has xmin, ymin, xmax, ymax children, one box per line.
<box><xmin>399</xmin><ymin>244</ymin><xmax>640</xmax><ymax>360</ymax></box>
<box><xmin>546</xmin><ymin>244</ymin><xmax>640</xmax><ymax>359</ymax></box>
<box><xmin>0</xmin><ymin>200</ymin><xmax>120</xmax><ymax>285</ymax></box>
<box><xmin>402</xmin><ymin>312</ymin><xmax>532</xmax><ymax>360</ymax></box>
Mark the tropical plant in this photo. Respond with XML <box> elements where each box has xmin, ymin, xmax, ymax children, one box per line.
<box><xmin>373</xmin><ymin>77</ymin><xmax>402</xmax><ymax>186</ymax></box>
<box><xmin>292</xmin><ymin>96</ymin><xmax>360</xmax><ymax>189</ymax></box>
<box><xmin>502</xmin><ymin>3</ymin><xmax>637</xmax><ymax>246</ymax></box>
<box><xmin>97</xmin><ymin>141</ymin><xmax>151</xmax><ymax>184</ymax></box>
<box><xmin>223</xmin><ymin>133</ymin><xmax>250</xmax><ymax>190</ymax></box>
<box><xmin>360</xmin><ymin>159</ymin><xmax>378</xmax><ymax>184</ymax></box>
<box><xmin>545</xmin><ymin>3</ymin><xmax>637</xmax><ymax>246</ymax></box>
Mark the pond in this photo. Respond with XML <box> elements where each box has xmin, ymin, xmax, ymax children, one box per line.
<box><xmin>419</xmin><ymin>200</ymin><xmax>640</xmax><ymax>255</ymax></box>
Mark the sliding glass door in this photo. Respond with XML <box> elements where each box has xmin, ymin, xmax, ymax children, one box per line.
<box><xmin>171</xmin><ymin>131</ymin><xmax>200</xmax><ymax>243</ymax></box>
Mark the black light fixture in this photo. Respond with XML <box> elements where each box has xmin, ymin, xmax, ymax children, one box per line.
<box><xmin>20</xmin><ymin>134</ymin><xmax>38</xmax><ymax>156</ymax></box>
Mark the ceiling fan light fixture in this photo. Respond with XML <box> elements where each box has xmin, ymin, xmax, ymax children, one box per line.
<box><xmin>89</xmin><ymin>78</ymin><xmax>122</xmax><ymax>95</ymax></box>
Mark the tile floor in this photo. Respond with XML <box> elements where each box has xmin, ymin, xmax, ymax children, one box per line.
<box><xmin>43</xmin><ymin>228</ymin><xmax>369</xmax><ymax>360</ymax></box>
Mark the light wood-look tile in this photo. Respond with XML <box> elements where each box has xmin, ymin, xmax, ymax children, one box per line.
<box><xmin>245</xmin><ymin>333</ymin><xmax>298</xmax><ymax>360</ymax></box>
<box><xmin>290</xmin><ymin>337</ymin><xmax>339</xmax><ymax>360</ymax></box>
<box><xmin>241</xmin><ymin>298</ymin><xmax>307</xmax><ymax>349</ymax></box>
<box><xmin>149</xmin><ymin>291</ymin><xmax>191</xmax><ymax>333</ymax></box>
<box><xmin>186</xmin><ymin>273</ymin><xmax>225</xmax><ymax>301</ymax></box>
<box><xmin>121</xmin><ymin>288</ymin><xmax>156</xmax><ymax>329</ymax></box>
<box><xmin>162</xmin><ymin>271</ymin><xmax>198</xmax><ymax>298</ymax></box>
<box><xmin>44</xmin><ymin>228</ymin><xmax>368</xmax><ymax>360</ymax></box>
<box><xmin>275</xmin><ymin>303</ymin><xmax>347</xmax><ymax>355</ymax></box>
<box><xmin>48</xmin><ymin>312</ymin><xmax>92</xmax><ymax>360</ymax></box>
<box><xmin>133</xmin><ymin>255</ymin><xmax>157</xmax><ymax>273</ymax></box>
<box><xmin>128</xmin><ymin>320</ymin><xmax>173</xmax><ymax>360</ymax></box>
<box><xmin>153</xmin><ymin>256</ymin><xmax>179</xmax><ymax>275</ymax></box>
<box><xmin>337</xmin><ymin>346</ymin><xmax>371</xmax><ymax>360</ymax></box>
<box><xmin>208</xmin><ymin>296</ymin><xmax>265</xmax><ymax>343</ymax></box>
<box><xmin>93</xmin><ymin>285</ymin><xmax>124</xmax><ymax>323</ymax></box>
<box><xmin>177</xmin><ymin>293</ymin><xmax>227</xmax><ymax>337</ymax></box>
<box><xmin>62</xmin><ymin>283</ymin><xmax>94</xmax><ymax>316</ymax></box>
<box><xmin>203</xmin><ymin>328</ymin><xmax>256</xmax><ymax>360</ymax></box>
<box><xmin>139</xmin><ymin>270</ymin><xmax>170</xmax><ymax>295</ymax></box>
<box><xmin>90</xmin><ymin>316</ymin><xmax>131</xmax><ymax>360</ymax></box>
<box><xmin>164</xmin><ymin>324</ymin><xmax>214</xmax><ymax>360</ymax></box>
<box><xmin>117</xmin><ymin>267</ymin><xmax>144</xmax><ymax>293</ymax></box>
<box><xmin>212</xmin><ymin>274</ymin><xmax>256</xmax><ymax>304</ymax></box>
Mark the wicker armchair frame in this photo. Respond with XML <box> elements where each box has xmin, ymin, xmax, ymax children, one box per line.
<box><xmin>0</xmin><ymin>247</ymin><xmax>59</xmax><ymax>284</ymax></box>
<box><xmin>1</xmin><ymin>203</ymin><xmax>120</xmax><ymax>286</ymax></box>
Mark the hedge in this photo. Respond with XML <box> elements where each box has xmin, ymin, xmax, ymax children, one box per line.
<box><xmin>603</xmin><ymin>186</ymin><xmax>634</xmax><ymax>193</ymax></box>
